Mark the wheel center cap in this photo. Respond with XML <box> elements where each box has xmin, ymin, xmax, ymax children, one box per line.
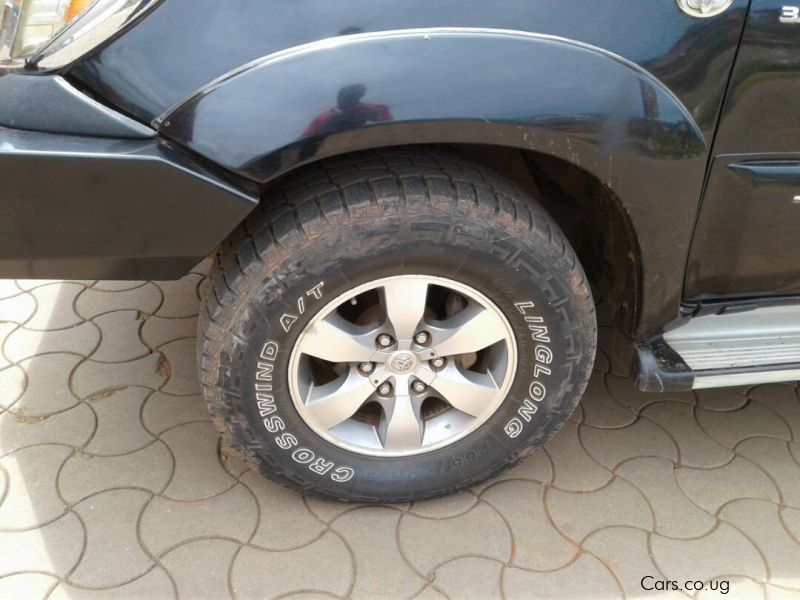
<box><xmin>388</xmin><ymin>351</ymin><xmax>417</xmax><ymax>374</ymax></box>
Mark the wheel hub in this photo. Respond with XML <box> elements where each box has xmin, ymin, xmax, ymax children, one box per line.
<box><xmin>387</xmin><ymin>351</ymin><xmax>417</xmax><ymax>374</ymax></box>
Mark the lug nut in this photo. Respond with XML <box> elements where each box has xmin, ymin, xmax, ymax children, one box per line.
<box><xmin>378</xmin><ymin>382</ymin><xmax>393</xmax><ymax>396</ymax></box>
<box><xmin>431</xmin><ymin>357</ymin><xmax>446</xmax><ymax>371</ymax></box>
<box><xmin>358</xmin><ymin>362</ymin><xmax>374</xmax><ymax>375</ymax></box>
<box><xmin>377</xmin><ymin>334</ymin><xmax>394</xmax><ymax>348</ymax></box>
<box><xmin>412</xmin><ymin>380</ymin><xmax>427</xmax><ymax>394</ymax></box>
<box><xmin>414</xmin><ymin>331</ymin><xmax>430</xmax><ymax>346</ymax></box>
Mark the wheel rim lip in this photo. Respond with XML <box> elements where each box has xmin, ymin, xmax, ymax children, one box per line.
<box><xmin>287</xmin><ymin>274</ymin><xmax>519</xmax><ymax>458</ymax></box>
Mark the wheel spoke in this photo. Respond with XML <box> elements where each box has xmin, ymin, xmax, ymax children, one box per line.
<box><xmin>305</xmin><ymin>368</ymin><xmax>375</xmax><ymax>430</ymax></box>
<box><xmin>382</xmin><ymin>278</ymin><xmax>429</xmax><ymax>343</ymax></box>
<box><xmin>429</xmin><ymin>363</ymin><xmax>499</xmax><ymax>418</ymax></box>
<box><xmin>295</xmin><ymin>314</ymin><xmax>377</xmax><ymax>363</ymax></box>
<box><xmin>428</xmin><ymin>305</ymin><xmax>507</xmax><ymax>357</ymax></box>
<box><xmin>378</xmin><ymin>390</ymin><xmax>424</xmax><ymax>451</ymax></box>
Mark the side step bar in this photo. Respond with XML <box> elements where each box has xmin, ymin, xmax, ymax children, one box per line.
<box><xmin>636</xmin><ymin>303</ymin><xmax>800</xmax><ymax>392</ymax></box>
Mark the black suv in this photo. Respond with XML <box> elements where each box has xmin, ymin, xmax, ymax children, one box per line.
<box><xmin>0</xmin><ymin>0</ymin><xmax>797</xmax><ymax>502</ymax></box>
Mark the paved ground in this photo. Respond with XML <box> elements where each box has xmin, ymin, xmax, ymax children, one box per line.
<box><xmin>0</xmin><ymin>262</ymin><xmax>799</xmax><ymax>599</ymax></box>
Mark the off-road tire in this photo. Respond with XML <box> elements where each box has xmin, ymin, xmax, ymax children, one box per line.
<box><xmin>198</xmin><ymin>146</ymin><xmax>596</xmax><ymax>502</ymax></box>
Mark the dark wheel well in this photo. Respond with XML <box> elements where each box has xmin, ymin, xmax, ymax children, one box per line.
<box><xmin>257</xmin><ymin>143</ymin><xmax>642</xmax><ymax>340</ymax></box>
<box><xmin>452</xmin><ymin>144</ymin><xmax>641</xmax><ymax>337</ymax></box>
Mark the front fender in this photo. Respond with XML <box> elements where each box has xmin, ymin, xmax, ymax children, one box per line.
<box><xmin>158</xmin><ymin>28</ymin><xmax>708</xmax><ymax>336</ymax></box>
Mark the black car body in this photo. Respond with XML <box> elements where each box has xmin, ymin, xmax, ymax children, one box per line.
<box><xmin>0</xmin><ymin>0</ymin><xmax>798</xmax><ymax>500</ymax></box>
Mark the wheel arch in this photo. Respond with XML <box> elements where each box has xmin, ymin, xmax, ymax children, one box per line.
<box><xmin>162</xmin><ymin>28</ymin><xmax>707</xmax><ymax>340</ymax></box>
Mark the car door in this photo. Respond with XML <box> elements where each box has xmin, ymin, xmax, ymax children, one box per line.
<box><xmin>686</xmin><ymin>0</ymin><xmax>800</xmax><ymax>299</ymax></box>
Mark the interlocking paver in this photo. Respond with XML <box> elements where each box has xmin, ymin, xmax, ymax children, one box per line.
<box><xmin>409</xmin><ymin>489</ymin><xmax>479</xmax><ymax>519</ymax></box>
<box><xmin>0</xmin><ymin>445</ymin><xmax>71</xmax><ymax>529</ymax></box>
<box><xmin>578</xmin><ymin>374</ymin><xmax>638</xmax><ymax>429</ymax></box>
<box><xmin>0</xmin><ymin>404</ymin><xmax>94</xmax><ymax>453</ymax></box>
<box><xmin>503</xmin><ymin>554</ymin><xmax>621</xmax><ymax>599</ymax></box>
<box><xmin>91</xmin><ymin>311</ymin><xmax>148</xmax><ymax>362</ymax></box>
<box><xmin>141</xmin><ymin>391</ymin><xmax>209</xmax><ymax>435</ymax></box>
<box><xmin>583</xmin><ymin>527</ymin><xmax>684</xmax><ymax>599</ymax></box>
<box><xmin>160</xmin><ymin>539</ymin><xmax>239</xmax><ymax>600</ymax></box>
<box><xmin>783</xmin><ymin>506</ymin><xmax>800</xmax><ymax>542</ymax></box>
<box><xmin>231</xmin><ymin>534</ymin><xmax>353</xmax><ymax>599</ymax></box>
<box><xmin>0</xmin><ymin>292</ymin><xmax>36</xmax><ymax>325</ymax></box>
<box><xmin>397</xmin><ymin>502</ymin><xmax>512</xmax><ymax>576</ymax></box>
<box><xmin>472</xmin><ymin>448</ymin><xmax>553</xmax><ymax>492</ymax></box>
<box><xmin>737</xmin><ymin>437</ymin><xmax>800</xmax><ymax>509</ymax></box>
<box><xmin>675</xmin><ymin>454</ymin><xmax>780</xmax><ymax>514</ymax></box>
<box><xmin>543</xmin><ymin>420</ymin><xmax>613</xmax><ymax>492</ymax></box>
<box><xmin>482</xmin><ymin>480</ymin><xmax>577</xmax><ymax>570</ymax></box>
<box><xmin>16</xmin><ymin>279</ymin><xmax>93</xmax><ymax>292</ymax></box>
<box><xmin>651</xmin><ymin>522</ymin><xmax>767</xmax><ymax>584</ymax></box>
<box><xmin>606</xmin><ymin>373</ymin><xmax>694</xmax><ymax>413</ymax></box>
<box><xmin>2</xmin><ymin>274</ymin><xmax>800</xmax><ymax>599</ymax></box>
<box><xmin>72</xmin><ymin>353</ymin><xmax>167</xmax><ymax>399</ymax></box>
<box><xmin>767</xmin><ymin>584</ymin><xmax>800</xmax><ymax>600</ymax></box>
<box><xmin>11</xmin><ymin>354</ymin><xmax>82</xmax><ymax>416</ymax></box>
<box><xmin>83</xmin><ymin>387</ymin><xmax>155</xmax><ymax>456</ymax></box>
<box><xmin>140</xmin><ymin>484</ymin><xmax>257</xmax><ymax>556</ymax></box>
<box><xmin>330</xmin><ymin>507</ymin><xmax>426</xmax><ymax>599</ymax></box>
<box><xmin>0</xmin><ymin>364</ymin><xmax>29</xmax><ymax>411</ymax></box>
<box><xmin>91</xmin><ymin>281</ymin><xmax>148</xmax><ymax>292</ymax></box>
<box><xmin>642</xmin><ymin>401</ymin><xmax>734</xmax><ymax>467</ymax></box>
<box><xmin>720</xmin><ymin>499</ymin><xmax>800</xmax><ymax>590</ymax></box>
<box><xmin>4</xmin><ymin>321</ymin><xmax>99</xmax><ymax>363</ymax></box>
<box><xmin>0</xmin><ymin>513</ymin><xmax>83</xmax><ymax>577</ymax></box>
<box><xmin>699</xmin><ymin>577</ymin><xmax>765</xmax><ymax>599</ymax></box>
<box><xmin>49</xmin><ymin>568</ymin><xmax>176</xmax><ymax>599</ymax></box>
<box><xmin>432</xmin><ymin>556</ymin><xmax>503</xmax><ymax>599</ymax></box>
<box><xmin>0</xmin><ymin>466</ymin><xmax>7</xmax><ymax>505</ymax></box>
<box><xmin>617</xmin><ymin>457</ymin><xmax>715</xmax><ymax>538</ymax></box>
<box><xmin>59</xmin><ymin>442</ymin><xmax>172</xmax><ymax>503</ymax></box>
<box><xmin>303</xmin><ymin>495</ymin><xmax>367</xmax><ymax>524</ymax></box>
<box><xmin>158</xmin><ymin>338</ymin><xmax>201</xmax><ymax>396</ymax></box>
<box><xmin>242</xmin><ymin>471</ymin><xmax>327</xmax><ymax>550</ymax></box>
<box><xmin>581</xmin><ymin>418</ymin><xmax>678</xmax><ymax>470</ymax></box>
<box><xmin>154</xmin><ymin>276</ymin><xmax>203</xmax><ymax>318</ymax></box>
<box><xmin>0</xmin><ymin>279</ymin><xmax>21</xmax><ymax>299</ymax></box>
<box><xmin>791</xmin><ymin>440</ymin><xmax>800</xmax><ymax>468</ymax></box>
<box><xmin>750</xmin><ymin>385</ymin><xmax>800</xmax><ymax>441</ymax></box>
<box><xmin>160</xmin><ymin>421</ymin><xmax>236</xmax><ymax>501</ymax></box>
<box><xmin>141</xmin><ymin>315</ymin><xmax>197</xmax><ymax>351</ymax></box>
<box><xmin>191</xmin><ymin>258</ymin><xmax>213</xmax><ymax>277</ymax></box>
<box><xmin>546</xmin><ymin>476</ymin><xmax>653</xmax><ymax>543</ymax></box>
<box><xmin>75</xmin><ymin>284</ymin><xmax>162</xmax><ymax>320</ymax></box>
<box><xmin>69</xmin><ymin>489</ymin><xmax>154</xmax><ymax>587</ymax></box>
<box><xmin>26</xmin><ymin>283</ymin><xmax>84</xmax><ymax>330</ymax></box>
<box><xmin>0</xmin><ymin>573</ymin><xmax>58</xmax><ymax>599</ymax></box>
<box><xmin>695</xmin><ymin>386</ymin><xmax>750</xmax><ymax>411</ymax></box>
<box><xmin>414</xmin><ymin>586</ymin><xmax>449</xmax><ymax>600</ymax></box>
<box><xmin>696</xmin><ymin>401</ymin><xmax>792</xmax><ymax>448</ymax></box>
<box><xmin>0</xmin><ymin>321</ymin><xmax>16</xmax><ymax>369</ymax></box>
<box><xmin>592</xmin><ymin>338</ymin><xmax>611</xmax><ymax>373</ymax></box>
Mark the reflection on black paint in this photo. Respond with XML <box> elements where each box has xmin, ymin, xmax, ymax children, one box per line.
<box><xmin>297</xmin><ymin>84</ymin><xmax>393</xmax><ymax>161</ymax></box>
<box><xmin>302</xmin><ymin>84</ymin><xmax>393</xmax><ymax>138</ymax></box>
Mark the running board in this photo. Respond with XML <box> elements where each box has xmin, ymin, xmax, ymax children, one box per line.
<box><xmin>636</xmin><ymin>303</ymin><xmax>800</xmax><ymax>392</ymax></box>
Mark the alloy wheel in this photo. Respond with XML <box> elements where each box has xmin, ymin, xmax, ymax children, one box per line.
<box><xmin>288</xmin><ymin>275</ymin><xmax>518</xmax><ymax>457</ymax></box>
